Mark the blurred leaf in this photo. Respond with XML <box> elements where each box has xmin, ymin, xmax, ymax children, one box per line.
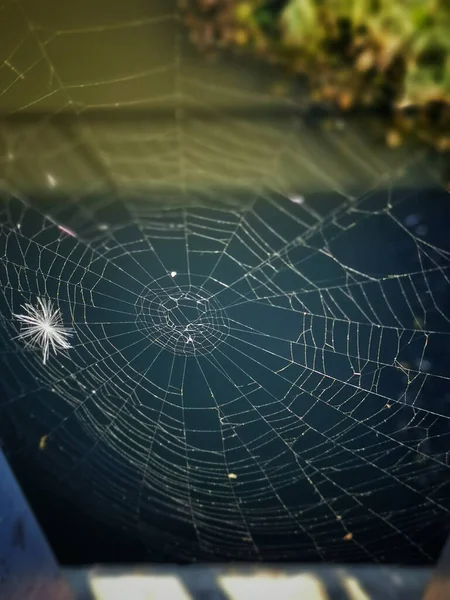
<box><xmin>280</xmin><ymin>0</ymin><xmax>318</xmax><ymax>47</ymax></box>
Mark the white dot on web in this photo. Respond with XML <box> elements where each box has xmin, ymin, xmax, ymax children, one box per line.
<box><xmin>289</xmin><ymin>195</ymin><xmax>305</xmax><ymax>205</ymax></box>
<box><xmin>46</xmin><ymin>173</ymin><xmax>57</xmax><ymax>188</ymax></box>
<box><xmin>170</xmin><ymin>271</ymin><xmax>177</xmax><ymax>277</ymax></box>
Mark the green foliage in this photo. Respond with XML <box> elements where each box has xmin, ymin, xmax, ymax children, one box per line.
<box><xmin>278</xmin><ymin>0</ymin><xmax>450</xmax><ymax>105</ymax></box>
<box><xmin>184</xmin><ymin>0</ymin><xmax>450</xmax><ymax>150</ymax></box>
<box><xmin>279</xmin><ymin>0</ymin><xmax>318</xmax><ymax>48</ymax></box>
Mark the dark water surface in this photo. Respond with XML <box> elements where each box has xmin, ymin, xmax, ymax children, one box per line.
<box><xmin>1</xmin><ymin>183</ymin><xmax>449</xmax><ymax>565</ymax></box>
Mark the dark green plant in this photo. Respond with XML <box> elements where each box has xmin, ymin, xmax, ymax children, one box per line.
<box><xmin>184</xmin><ymin>0</ymin><xmax>450</xmax><ymax>150</ymax></box>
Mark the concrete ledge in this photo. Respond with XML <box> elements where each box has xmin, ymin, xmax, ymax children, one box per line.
<box><xmin>62</xmin><ymin>564</ymin><xmax>432</xmax><ymax>600</ymax></box>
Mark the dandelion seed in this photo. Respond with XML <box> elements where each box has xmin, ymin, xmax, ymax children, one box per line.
<box><xmin>13</xmin><ymin>297</ymin><xmax>72</xmax><ymax>365</ymax></box>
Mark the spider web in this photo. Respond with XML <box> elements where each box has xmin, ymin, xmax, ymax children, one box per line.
<box><xmin>0</xmin><ymin>0</ymin><xmax>450</xmax><ymax>564</ymax></box>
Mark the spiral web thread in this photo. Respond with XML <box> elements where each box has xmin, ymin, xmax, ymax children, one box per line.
<box><xmin>0</xmin><ymin>0</ymin><xmax>449</xmax><ymax>563</ymax></box>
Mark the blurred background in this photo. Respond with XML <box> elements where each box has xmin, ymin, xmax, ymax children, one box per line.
<box><xmin>0</xmin><ymin>0</ymin><xmax>449</xmax><ymax>573</ymax></box>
